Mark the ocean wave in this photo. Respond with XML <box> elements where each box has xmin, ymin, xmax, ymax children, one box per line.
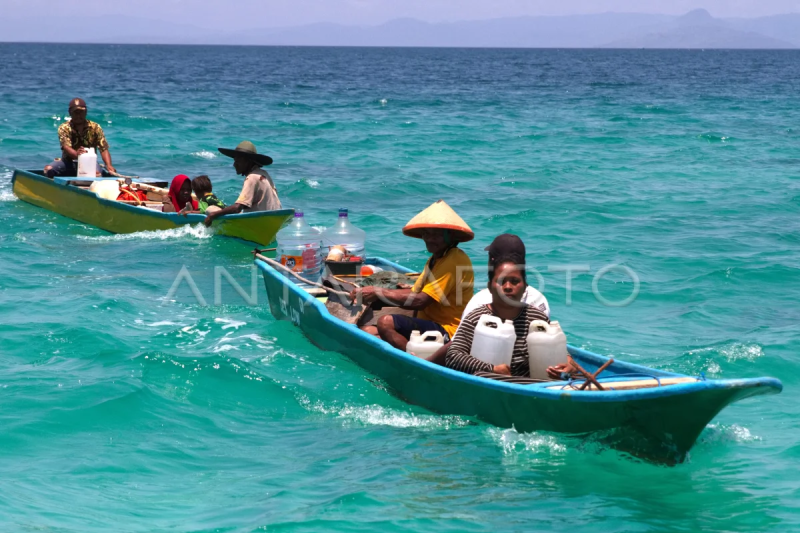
<box><xmin>147</xmin><ymin>320</ymin><xmax>180</xmax><ymax>327</ymax></box>
<box><xmin>698</xmin><ymin>132</ymin><xmax>732</xmax><ymax>143</ymax></box>
<box><xmin>190</xmin><ymin>150</ymin><xmax>217</xmax><ymax>160</ymax></box>
<box><xmin>76</xmin><ymin>224</ymin><xmax>214</xmax><ymax>242</ymax></box>
<box><xmin>0</xmin><ymin>190</ymin><xmax>14</xmax><ymax>202</ymax></box>
<box><xmin>214</xmin><ymin>318</ymin><xmax>247</xmax><ymax>330</ymax></box>
<box><xmin>687</xmin><ymin>342</ymin><xmax>765</xmax><ymax>363</ymax></box>
<box><xmin>300</xmin><ymin>396</ymin><xmax>470</xmax><ymax>429</ymax></box>
<box><xmin>212</xmin><ymin>332</ymin><xmax>275</xmax><ymax>356</ymax></box>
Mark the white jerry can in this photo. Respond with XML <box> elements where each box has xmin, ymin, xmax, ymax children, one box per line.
<box><xmin>526</xmin><ymin>320</ymin><xmax>568</xmax><ymax>380</ymax></box>
<box><xmin>470</xmin><ymin>315</ymin><xmax>516</xmax><ymax>368</ymax></box>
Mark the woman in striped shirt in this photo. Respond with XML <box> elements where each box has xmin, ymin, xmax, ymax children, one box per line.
<box><xmin>445</xmin><ymin>255</ymin><xmax>571</xmax><ymax>378</ymax></box>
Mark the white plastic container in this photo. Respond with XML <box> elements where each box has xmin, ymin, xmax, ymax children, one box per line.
<box><xmin>276</xmin><ymin>211</ymin><xmax>323</xmax><ymax>281</ymax></box>
<box><xmin>406</xmin><ymin>330</ymin><xmax>445</xmax><ymax>358</ymax></box>
<box><xmin>77</xmin><ymin>147</ymin><xmax>97</xmax><ymax>177</ymax></box>
<box><xmin>526</xmin><ymin>320</ymin><xmax>568</xmax><ymax>380</ymax></box>
<box><xmin>321</xmin><ymin>208</ymin><xmax>366</xmax><ymax>258</ymax></box>
<box><xmin>470</xmin><ymin>315</ymin><xmax>516</xmax><ymax>367</ymax></box>
<box><xmin>89</xmin><ymin>179</ymin><xmax>119</xmax><ymax>200</ymax></box>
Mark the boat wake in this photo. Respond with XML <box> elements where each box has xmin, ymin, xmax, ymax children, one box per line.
<box><xmin>487</xmin><ymin>427</ymin><xmax>568</xmax><ymax>458</ymax></box>
<box><xmin>76</xmin><ymin>224</ymin><xmax>214</xmax><ymax>242</ymax></box>
<box><xmin>299</xmin><ymin>396</ymin><xmax>471</xmax><ymax>430</ymax></box>
<box><xmin>0</xmin><ymin>170</ymin><xmax>13</xmax><ymax>201</ymax></box>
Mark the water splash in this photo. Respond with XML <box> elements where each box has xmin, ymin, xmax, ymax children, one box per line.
<box><xmin>700</xmin><ymin>423</ymin><xmax>761</xmax><ymax>444</ymax></box>
<box><xmin>299</xmin><ymin>396</ymin><xmax>470</xmax><ymax>430</ymax></box>
<box><xmin>487</xmin><ymin>427</ymin><xmax>567</xmax><ymax>457</ymax></box>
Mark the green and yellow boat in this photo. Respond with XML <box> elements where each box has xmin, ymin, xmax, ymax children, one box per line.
<box><xmin>11</xmin><ymin>169</ymin><xmax>294</xmax><ymax>246</ymax></box>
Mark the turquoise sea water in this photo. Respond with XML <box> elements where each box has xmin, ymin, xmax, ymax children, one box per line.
<box><xmin>1</xmin><ymin>44</ymin><xmax>799</xmax><ymax>531</ymax></box>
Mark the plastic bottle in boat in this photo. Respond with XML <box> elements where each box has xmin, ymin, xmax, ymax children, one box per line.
<box><xmin>77</xmin><ymin>147</ymin><xmax>97</xmax><ymax>177</ymax></box>
<box><xmin>276</xmin><ymin>211</ymin><xmax>323</xmax><ymax>282</ymax></box>
<box><xmin>470</xmin><ymin>315</ymin><xmax>516</xmax><ymax>367</ymax></box>
<box><xmin>321</xmin><ymin>208</ymin><xmax>366</xmax><ymax>259</ymax></box>
<box><xmin>526</xmin><ymin>320</ymin><xmax>568</xmax><ymax>380</ymax></box>
<box><xmin>406</xmin><ymin>330</ymin><xmax>445</xmax><ymax>358</ymax></box>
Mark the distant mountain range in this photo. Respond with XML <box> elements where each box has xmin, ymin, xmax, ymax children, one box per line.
<box><xmin>1</xmin><ymin>9</ymin><xmax>798</xmax><ymax>49</ymax></box>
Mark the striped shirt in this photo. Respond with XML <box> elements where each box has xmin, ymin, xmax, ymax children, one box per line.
<box><xmin>446</xmin><ymin>304</ymin><xmax>550</xmax><ymax>376</ymax></box>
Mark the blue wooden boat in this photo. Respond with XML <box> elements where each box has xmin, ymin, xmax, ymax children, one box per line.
<box><xmin>255</xmin><ymin>256</ymin><xmax>782</xmax><ymax>462</ymax></box>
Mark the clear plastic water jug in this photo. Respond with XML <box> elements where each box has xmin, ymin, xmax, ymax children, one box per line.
<box><xmin>406</xmin><ymin>330</ymin><xmax>445</xmax><ymax>358</ymax></box>
<box><xmin>77</xmin><ymin>147</ymin><xmax>97</xmax><ymax>177</ymax></box>
<box><xmin>470</xmin><ymin>315</ymin><xmax>516</xmax><ymax>368</ymax></box>
<box><xmin>526</xmin><ymin>320</ymin><xmax>568</xmax><ymax>380</ymax></box>
<box><xmin>276</xmin><ymin>211</ymin><xmax>323</xmax><ymax>281</ymax></box>
<box><xmin>321</xmin><ymin>208</ymin><xmax>366</xmax><ymax>259</ymax></box>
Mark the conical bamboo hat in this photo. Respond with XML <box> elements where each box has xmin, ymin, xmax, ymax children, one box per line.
<box><xmin>402</xmin><ymin>200</ymin><xmax>474</xmax><ymax>243</ymax></box>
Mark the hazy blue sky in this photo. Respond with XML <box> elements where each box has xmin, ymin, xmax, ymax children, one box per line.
<box><xmin>4</xmin><ymin>0</ymin><xmax>800</xmax><ymax>28</ymax></box>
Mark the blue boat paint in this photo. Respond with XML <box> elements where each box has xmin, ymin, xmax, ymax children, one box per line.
<box><xmin>255</xmin><ymin>257</ymin><xmax>782</xmax><ymax>462</ymax></box>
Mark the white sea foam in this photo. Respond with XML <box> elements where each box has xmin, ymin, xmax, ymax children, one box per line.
<box><xmin>701</xmin><ymin>423</ymin><xmax>761</xmax><ymax>444</ymax></box>
<box><xmin>379</xmin><ymin>98</ymin><xmax>388</xmax><ymax>106</ymax></box>
<box><xmin>487</xmin><ymin>427</ymin><xmax>567</xmax><ymax>456</ymax></box>
<box><xmin>147</xmin><ymin>320</ymin><xmax>179</xmax><ymax>327</ymax></box>
<box><xmin>191</xmin><ymin>150</ymin><xmax>217</xmax><ymax>160</ymax></box>
<box><xmin>301</xmin><ymin>397</ymin><xmax>469</xmax><ymax>429</ymax></box>
<box><xmin>212</xmin><ymin>344</ymin><xmax>239</xmax><ymax>353</ymax></box>
<box><xmin>307</xmin><ymin>179</ymin><xmax>320</xmax><ymax>188</ymax></box>
<box><xmin>0</xmin><ymin>190</ymin><xmax>14</xmax><ymax>202</ymax></box>
<box><xmin>214</xmin><ymin>318</ymin><xmax>247</xmax><ymax>330</ymax></box>
<box><xmin>76</xmin><ymin>224</ymin><xmax>214</xmax><ymax>242</ymax></box>
<box><xmin>688</xmin><ymin>343</ymin><xmax>765</xmax><ymax>363</ymax></box>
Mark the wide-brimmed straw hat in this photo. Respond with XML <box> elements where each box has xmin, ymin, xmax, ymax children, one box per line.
<box><xmin>218</xmin><ymin>141</ymin><xmax>273</xmax><ymax>167</ymax></box>
<box><xmin>402</xmin><ymin>200</ymin><xmax>474</xmax><ymax>243</ymax></box>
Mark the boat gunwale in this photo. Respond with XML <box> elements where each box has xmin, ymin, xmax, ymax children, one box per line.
<box><xmin>13</xmin><ymin>169</ymin><xmax>295</xmax><ymax>223</ymax></box>
<box><xmin>255</xmin><ymin>257</ymin><xmax>783</xmax><ymax>403</ymax></box>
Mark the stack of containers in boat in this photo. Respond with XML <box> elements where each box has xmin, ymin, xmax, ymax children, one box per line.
<box><xmin>321</xmin><ymin>209</ymin><xmax>368</xmax><ymax>274</ymax></box>
<box><xmin>276</xmin><ymin>211</ymin><xmax>323</xmax><ymax>283</ymax></box>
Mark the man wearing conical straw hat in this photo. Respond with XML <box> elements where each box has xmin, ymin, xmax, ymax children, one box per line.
<box><xmin>351</xmin><ymin>200</ymin><xmax>475</xmax><ymax>351</ymax></box>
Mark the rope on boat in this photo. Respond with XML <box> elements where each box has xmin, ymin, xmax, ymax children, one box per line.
<box><xmin>254</xmin><ymin>253</ymin><xmax>352</xmax><ymax>299</ymax></box>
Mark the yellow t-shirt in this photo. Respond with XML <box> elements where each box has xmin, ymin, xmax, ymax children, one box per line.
<box><xmin>412</xmin><ymin>247</ymin><xmax>474</xmax><ymax>338</ymax></box>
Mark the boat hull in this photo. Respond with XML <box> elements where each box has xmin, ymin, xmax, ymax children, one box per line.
<box><xmin>12</xmin><ymin>169</ymin><xmax>293</xmax><ymax>246</ymax></box>
<box><xmin>256</xmin><ymin>257</ymin><xmax>782</xmax><ymax>462</ymax></box>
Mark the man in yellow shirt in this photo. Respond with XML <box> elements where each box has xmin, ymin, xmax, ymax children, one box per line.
<box><xmin>350</xmin><ymin>200</ymin><xmax>474</xmax><ymax>351</ymax></box>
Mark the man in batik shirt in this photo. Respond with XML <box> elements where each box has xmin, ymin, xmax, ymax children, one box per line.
<box><xmin>45</xmin><ymin>98</ymin><xmax>116</xmax><ymax>178</ymax></box>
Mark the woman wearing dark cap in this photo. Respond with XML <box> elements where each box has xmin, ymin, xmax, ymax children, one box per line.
<box><xmin>460</xmin><ymin>234</ymin><xmax>550</xmax><ymax>320</ymax></box>
<box><xmin>445</xmin><ymin>250</ymin><xmax>571</xmax><ymax>378</ymax></box>
<box><xmin>446</xmin><ymin>251</ymin><xmax>539</xmax><ymax>376</ymax></box>
<box><xmin>421</xmin><ymin>234</ymin><xmax>549</xmax><ymax>364</ymax></box>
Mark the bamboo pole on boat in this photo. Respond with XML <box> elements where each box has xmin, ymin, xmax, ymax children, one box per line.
<box><xmin>255</xmin><ymin>253</ymin><xmax>352</xmax><ymax>299</ymax></box>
